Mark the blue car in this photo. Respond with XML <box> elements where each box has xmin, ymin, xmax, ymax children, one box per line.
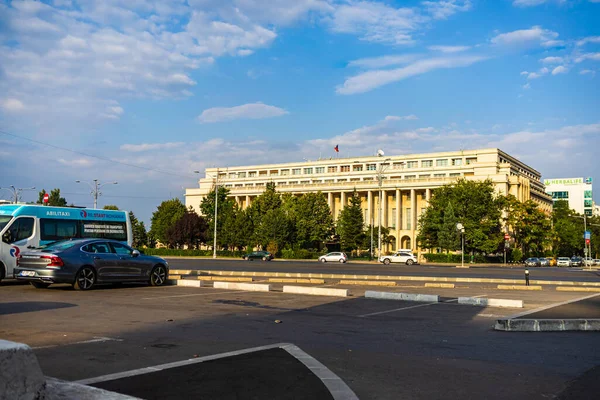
<box><xmin>14</xmin><ymin>239</ymin><xmax>169</xmax><ymax>290</ymax></box>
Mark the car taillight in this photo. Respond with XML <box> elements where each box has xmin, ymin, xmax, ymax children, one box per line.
<box><xmin>41</xmin><ymin>255</ymin><xmax>64</xmax><ymax>267</ymax></box>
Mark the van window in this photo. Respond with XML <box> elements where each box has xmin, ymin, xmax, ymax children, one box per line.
<box><xmin>3</xmin><ymin>217</ymin><xmax>34</xmax><ymax>244</ymax></box>
<box><xmin>41</xmin><ymin>218</ymin><xmax>78</xmax><ymax>241</ymax></box>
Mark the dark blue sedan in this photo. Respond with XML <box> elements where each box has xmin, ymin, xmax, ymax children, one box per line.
<box><xmin>14</xmin><ymin>239</ymin><xmax>169</xmax><ymax>290</ymax></box>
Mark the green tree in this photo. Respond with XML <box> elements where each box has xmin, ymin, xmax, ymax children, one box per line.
<box><xmin>246</xmin><ymin>182</ymin><xmax>283</xmax><ymax>248</ymax></box>
<box><xmin>363</xmin><ymin>225</ymin><xmax>394</xmax><ymax>254</ymax></box>
<box><xmin>502</xmin><ymin>196</ymin><xmax>551</xmax><ymax>257</ymax></box>
<box><xmin>167</xmin><ymin>208</ymin><xmax>208</xmax><ymax>249</ymax></box>
<box><xmin>220</xmin><ymin>204</ymin><xmax>252</xmax><ymax>250</ymax></box>
<box><xmin>437</xmin><ymin>202</ymin><xmax>460</xmax><ymax>252</ymax></box>
<box><xmin>129</xmin><ymin>212</ymin><xmax>148</xmax><ymax>248</ymax></box>
<box><xmin>150</xmin><ymin>198</ymin><xmax>187</xmax><ymax>247</ymax></box>
<box><xmin>103</xmin><ymin>205</ymin><xmax>119</xmax><ymax>210</ymax></box>
<box><xmin>336</xmin><ymin>190</ymin><xmax>365</xmax><ymax>252</ymax></box>
<box><xmin>253</xmin><ymin>207</ymin><xmax>293</xmax><ymax>252</ymax></box>
<box><xmin>37</xmin><ymin>188</ymin><xmax>67</xmax><ymax>206</ymax></box>
<box><xmin>199</xmin><ymin>186</ymin><xmax>236</xmax><ymax>249</ymax></box>
<box><xmin>294</xmin><ymin>192</ymin><xmax>334</xmax><ymax>249</ymax></box>
<box><xmin>417</xmin><ymin>179</ymin><xmax>503</xmax><ymax>254</ymax></box>
<box><xmin>551</xmin><ymin>200</ymin><xmax>583</xmax><ymax>256</ymax></box>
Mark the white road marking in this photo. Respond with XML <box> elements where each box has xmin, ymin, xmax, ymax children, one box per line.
<box><xmin>142</xmin><ymin>290</ymin><xmax>250</xmax><ymax>300</ymax></box>
<box><xmin>33</xmin><ymin>336</ymin><xmax>123</xmax><ymax>350</ymax></box>
<box><xmin>506</xmin><ymin>292</ymin><xmax>600</xmax><ymax>319</ymax></box>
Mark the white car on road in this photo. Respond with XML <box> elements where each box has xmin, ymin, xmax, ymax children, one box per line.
<box><xmin>556</xmin><ymin>257</ymin><xmax>571</xmax><ymax>267</ymax></box>
<box><xmin>318</xmin><ymin>252</ymin><xmax>348</xmax><ymax>263</ymax></box>
<box><xmin>379</xmin><ymin>251</ymin><xmax>418</xmax><ymax>265</ymax></box>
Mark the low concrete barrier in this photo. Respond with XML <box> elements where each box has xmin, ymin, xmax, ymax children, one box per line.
<box><xmin>365</xmin><ymin>291</ymin><xmax>439</xmax><ymax>302</ymax></box>
<box><xmin>458</xmin><ymin>297</ymin><xmax>523</xmax><ymax>308</ymax></box>
<box><xmin>495</xmin><ymin>319</ymin><xmax>600</xmax><ymax>331</ymax></box>
<box><xmin>283</xmin><ymin>286</ymin><xmax>348</xmax><ymax>297</ymax></box>
<box><xmin>339</xmin><ymin>280</ymin><xmax>396</xmax><ymax>286</ymax></box>
<box><xmin>177</xmin><ymin>279</ymin><xmax>204</xmax><ymax>288</ymax></box>
<box><xmin>268</xmin><ymin>278</ymin><xmax>325</xmax><ymax>284</ymax></box>
<box><xmin>168</xmin><ymin>275</ymin><xmax>181</xmax><ymax>280</ymax></box>
<box><xmin>425</xmin><ymin>283</ymin><xmax>455</xmax><ymax>288</ymax></box>
<box><xmin>556</xmin><ymin>286</ymin><xmax>600</xmax><ymax>292</ymax></box>
<box><xmin>213</xmin><ymin>282</ymin><xmax>271</xmax><ymax>292</ymax></box>
<box><xmin>198</xmin><ymin>276</ymin><xmax>254</xmax><ymax>282</ymax></box>
<box><xmin>497</xmin><ymin>285</ymin><xmax>542</xmax><ymax>291</ymax></box>
<box><xmin>0</xmin><ymin>340</ymin><xmax>46</xmax><ymax>400</ymax></box>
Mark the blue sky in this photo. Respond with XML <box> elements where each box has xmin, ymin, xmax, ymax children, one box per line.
<box><xmin>0</xmin><ymin>0</ymin><xmax>599</xmax><ymax>226</ymax></box>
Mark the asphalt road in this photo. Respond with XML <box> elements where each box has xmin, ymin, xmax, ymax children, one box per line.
<box><xmin>165</xmin><ymin>258</ymin><xmax>600</xmax><ymax>283</ymax></box>
<box><xmin>1</xmin><ymin>282</ymin><xmax>599</xmax><ymax>400</ymax></box>
<box><xmin>518</xmin><ymin>294</ymin><xmax>600</xmax><ymax>319</ymax></box>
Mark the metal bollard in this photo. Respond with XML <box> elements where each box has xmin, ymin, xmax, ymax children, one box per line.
<box><xmin>525</xmin><ymin>269</ymin><xmax>530</xmax><ymax>286</ymax></box>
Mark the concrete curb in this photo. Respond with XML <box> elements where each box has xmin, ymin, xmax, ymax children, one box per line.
<box><xmin>213</xmin><ymin>281</ymin><xmax>271</xmax><ymax>292</ymax></box>
<box><xmin>425</xmin><ymin>283</ymin><xmax>455</xmax><ymax>288</ymax></box>
<box><xmin>283</xmin><ymin>286</ymin><xmax>349</xmax><ymax>297</ymax></box>
<box><xmin>556</xmin><ymin>286</ymin><xmax>600</xmax><ymax>292</ymax></box>
<box><xmin>176</xmin><ymin>279</ymin><xmax>204</xmax><ymax>288</ymax></box>
<box><xmin>169</xmin><ymin>269</ymin><xmax>600</xmax><ymax>287</ymax></box>
<box><xmin>458</xmin><ymin>297</ymin><xmax>523</xmax><ymax>308</ymax></box>
<box><xmin>365</xmin><ymin>290</ymin><xmax>439</xmax><ymax>303</ymax></box>
<box><xmin>339</xmin><ymin>279</ymin><xmax>396</xmax><ymax>286</ymax></box>
<box><xmin>268</xmin><ymin>278</ymin><xmax>325</xmax><ymax>284</ymax></box>
<box><xmin>198</xmin><ymin>276</ymin><xmax>254</xmax><ymax>282</ymax></box>
<box><xmin>0</xmin><ymin>339</ymin><xmax>137</xmax><ymax>400</ymax></box>
<box><xmin>494</xmin><ymin>319</ymin><xmax>600</xmax><ymax>331</ymax></box>
<box><xmin>497</xmin><ymin>285</ymin><xmax>542</xmax><ymax>291</ymax></box>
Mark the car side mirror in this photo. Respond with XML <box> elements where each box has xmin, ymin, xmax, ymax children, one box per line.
<box><xmin>132</xmin><ymin>249</ymin><xmax>140</xmax><ymax>257</ymax></box>
<box><xmin>2</xmin><ymin>232</ymin><xmax>11</xmax><ymax>244</ymax></box>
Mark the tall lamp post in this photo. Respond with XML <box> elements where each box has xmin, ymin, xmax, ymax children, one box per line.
<box><xmin>376</xmin><ymin>158</ymin><xmax>391</xmax><ymax>260</ymax></box>
<box><xmin>0</xmin><ymin>185</ymin><xmax>35</xmax><ymax>204</ymax></box>
<box><xmin>570</xmin><ymin>214</ymin><xmax>599</xmax><ymax>265</ymax></box>
<box><xmin>456</xmin><ymin>223</ymin><xmax>465</xmax><ymax>268</ymax></box>
<box><xmin>75</xmin><ymin>179</ymin><xmax>117</xmax><ymax>209</ymax></box>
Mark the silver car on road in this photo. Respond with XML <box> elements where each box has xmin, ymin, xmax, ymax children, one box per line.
<box><xmin>14</xmin><ymin>239</ymin><xmax>169</xmax><ymax>290</ymax></box>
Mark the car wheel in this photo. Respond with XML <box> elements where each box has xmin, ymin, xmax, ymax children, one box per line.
<box><xmin>73</xmin><ymin>266</ymin><xmax>96</xmax><ymax>290</ymax></box>
<box><xmin>320</xmin><ymin>258</ymin><xmax>326</xmax><ymax>263</ymax></box>
<box><xmin>30</xmin><ymin>281</ymin><xmax>50</xmax><ymax>289</ymax></box>
<box><xmin>150</xmin><ymin>265</ymin><xmax>167</xmax><ymax>286</ymax></box>
<box><xmin>339</xmin><ymin>259</ymin><xmax>345</xmax><ymax>263</ymax></box>
<box><xmin>383</xmin><ymin>258</ymin><xmax>391</xmax><ymax>265</ymax></box>
<box><xmin>262</xmin><ymin>256</ymin><xmax>267</xmax><ymax>261</ymax></box>
<box><xmin>406</xmin><ymin>259</ymin><xmax>414</xmax><ymax>265</ymax></box>
<box><xmin>243</xmin><ymin>256</ymin><xmax>248</xmax><ymax>260</ymax></box>
<box><xmin>0</xmin><ymin>262</ymin><xmax>5</xmax><ymax>284</ymax></box>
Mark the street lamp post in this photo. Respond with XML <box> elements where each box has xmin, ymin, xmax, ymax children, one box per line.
<box><xmin>456</xmin><ymin>223</ymin><xmax>465</xmax><ymax>268</ymax></box>
<box><xmin>75</xmin><ymin>179</ymin><xmax>117</xmax><ymax>208</ymax></box>
<box><xmin>376</xmin><ymin>158</ymin><xmax>391</xmax><ymax>260</ymax></box>
<box><xmin>213</xmin><ymin>169</ymin><xmax>219</xmax><ymax>259</ymax></box>
<box><xmin>0</xmin><ymin>185</ymin><xmax>35</xmax><ymax>204</ymax></box>
<box><xmin>570</xmin><ymin>214</ymin><xmax>599</xmax><ymax>266</ymax></box>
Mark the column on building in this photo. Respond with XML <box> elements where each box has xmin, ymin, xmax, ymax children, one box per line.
<box><xmin>234</xmin><ymin>196</ymin><xmax>240</xmax><ymax>207</ymax></box>
<box><xmin>328</xmin><ymin>192</ymin><xmax>333</xmax><ymax>215</ymax></box>
<box><xmin>341</xmin><ymin>191</ymin><xmax>346</xmax><ymax>210</ymax></box>
<box><xmin>411</xmin><ymin>188</ymin><xmax>416</xmax><ymax>250</ymax></box>
<box><xmin>395</xmin><ymin>189</ymin><xmax>401</xmax><ymax>251</ymax></box>
<box><xmin>245</xmin><ymin>195</ymin><xmax>251</xmax><ymax>208</ymax></box>
<box><xmin>426</xmin><ymin>188</ymin><xmax>431</xmax><ymax>204</ymax></box>
<box><xmin>367</xmin><ymin>190</ymin><xmax>373</xmax><ymax>227</ymax></box>
<box><xmin>381</xmin><ymin>189</ymin><xmax>387</xmax><ymax>228</ymax></box>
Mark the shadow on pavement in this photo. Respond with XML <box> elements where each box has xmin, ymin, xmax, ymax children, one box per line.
<box><xmin>0</xmin><ymin>301</ymin><xmax>77</xmax><ymax>315</ymax></box>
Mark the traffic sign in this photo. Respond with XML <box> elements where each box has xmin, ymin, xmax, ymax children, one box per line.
<box><xmin>504</xmin><ymin>234</ymin><xmax>510</xmax><ymax>240</ymax></box>
<box><xmin>584</xmin><ymin>231</ymin><xmax>591</xmax><ymax>240</ymax></box>
<box><xmin>43</xmin><ymin>193</ymin><xmax>49</xmax><ymax>204</ymax></box>
<box><xmin>585</xmin><ymin>239</ymin><xmax>590</xmax><ymax>245</ymax></box>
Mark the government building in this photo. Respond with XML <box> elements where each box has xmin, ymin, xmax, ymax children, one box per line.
<box><xmin>185</xmin><ymin>148</ymin><xmax>552</xmax><ymax>252</ymax></box>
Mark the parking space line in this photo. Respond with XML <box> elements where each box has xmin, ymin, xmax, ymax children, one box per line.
<box><xmin>358</xmin><ymin>294</ymin><xmax>487</xmax><ymax>317</ymax></box>
<box><xmin>141</xmin><ymin>290</ymin><xmax>250</xmax><ymax>300</ymax></box>
<box><xmin>505</xmin><ymin>292</ymin><xmax>600</xmax><ymax>319</ymax></box>
<box><xmin>32</xmin><ymin>336</ymin><xmax>123</xmax><ymax>350</ymax></box>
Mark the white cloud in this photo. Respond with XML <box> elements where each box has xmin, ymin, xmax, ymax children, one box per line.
<box><xmin>576</xmin><ymin>36</ymin><xmax>600</xmax><ymax>46</ymax></box>
<box><xmin>523</xmin><ymin>83</ymin><xmax>531</xmax><ymax>89</ymax></box>
<box><xmin>551</xmin><ymin>65</ymin><xmax>568</xmax><ymax>75</ymax></box>
<box><xmin>1</xmin><ymin>98</ymin><xmax>25</xmax><ymax>112</ymax></box>
<box><xmin>428</xmin><ymin>45</ymin><xmax>471</xmax><ymax>53</ymax></box>
<box><xmin>512</xmin><ymin>0</ymin><xmax>549</xmax><ymax>6</ymax></box>
<box><xmin>58</xmin><ymin>158</ymin><xmax>94</xmax><ymax>167</ymax></box>
<box><xmin>198</xmin><ymin>102</ymin><xmax>289</xmax><ymax>123</ymax></box>
<box><xmin>337</xmin><ymin>55</ymin><xmax>488</xmax><ymax>95</ymax></box>
<box><xmin>491</xmin><ymin>26</ymin><xmax>560</xmax><ymax>48</ymax></box>
<box><xmin>575</xmin><ymin>53</ymin><xmax>600</xmax><ymax>63</ymax></box>
<box><xmin>540</xmin><ymin>56</ymin><xmax>564</xmax><ymax>64</ymax></box>
<box><xmin>523</xmin><ymin>67</ymin><xmax>550</xmax><ymax>79</ymax></box>
<box><xmin>421</xmin><ymin>1</ymin><xmax>472</xmax><ymax>20</ymax></box>
<box><xmin>120</xmin><ymin>142</ymin><xmax>185</xmax><ymax>152</ymax></box>
<box><xmin>348</xmin><ymin>54</ymin><xmax>421</xmax><ymax>69</ymax></box>
<box><xmin>579</xmin><ymin>69</ymin><xmax>595</xmax><ymax>76</ymax></box>
<box><xmin>385</xmin><ymin>115</ymin><xmax>419</xmax><ymax>121</ymax></box>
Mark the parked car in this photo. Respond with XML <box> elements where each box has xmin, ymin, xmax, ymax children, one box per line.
<box><xmin>583</xmin><ymin>257</ymin><xmax>595</xmax><ymax>267</ymax></box>
<box><xmin>524</xmin><ymin>257</ymin><xmax>540</xmax><ymax>267</ymax></box>
<box><xmin>318</xmin><ymin>252</ymin><xmax>348</xmax><ymax>263</ymax></box>
<box><xmin>570</xmin><ymin>257</ymin><xmax>583</xmax><ymax>267</ymax></box>
<box><xmin>539</xmin><ymin>258</ymin><xmax>549</xmax><ymax>267</ymax></box>
<box><xmin>242</xmin><ymin>251</ymin><xmax>274</xmax><ymax>261</ymax></box>
<box><xmin>556</xmin><ymin>257</ymin><xmax>571</xmax><ymax>267</ymax></box>
<box><xmin>379</xmin><ymin>251</ymin><xmax>418</xmax><ymax>265</ymax></box>
<box><xmin>546</xmin><ymin>257</ymin><xmax>557</xmax><ymax>267</ymax></box>
<box><xmin>14</xmin><ymin>239</ymin><xmax>169</xmax><ymax>290</ymax></box>
<box><xmin>594</xmin><ymin>259</ymin><xmax>600</xmax><ymax>266</ymax></box>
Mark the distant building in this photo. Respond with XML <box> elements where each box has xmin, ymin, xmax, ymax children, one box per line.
<box><xmin>593</xmin><ymin>202</ymin><xmax>600</xmax><ymax>217</ymax></box>
<box><xmin>186</xmin><ymin>148</ymin><xmax>552</xmax><ymax>252</ymax></box>
<box><xmin>544</xmin><ymin>177</ymin><xmax>593</xmax><ymax>216</ymax></box>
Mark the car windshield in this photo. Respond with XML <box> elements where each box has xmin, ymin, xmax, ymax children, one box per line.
<box><xmin>558</xmin><ymin>258</ymin><xmax>569</xmax><ymax>260</ymax></box>
<box><xmin>0</xmin><ymin>216</ymin><xmax>12</xmax><ymax>232</ymax></box>
<box><xmin>39</xmin><ymin>240</ymin><xmax>80</xmax><ymax>252</ymax></box>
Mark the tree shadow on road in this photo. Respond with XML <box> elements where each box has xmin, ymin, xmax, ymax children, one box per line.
<box><xmin>0</xmin><ymin>301</ymin><xmax>77</xmax><ymax>315</ymax></box>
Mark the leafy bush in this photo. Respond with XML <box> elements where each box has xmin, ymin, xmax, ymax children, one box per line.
<box><xmin>423</xmin><ymin>253</ymin><xmax>503</xmax><ymax>263</ymax></box>
<box><xmin>142</xmin><ymin>248</ymin><xmax>245</xmax><ymax>258</ymax></box>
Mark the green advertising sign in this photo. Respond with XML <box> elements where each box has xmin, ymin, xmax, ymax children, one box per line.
<box><xmin>544</xmin><ymin>178</ymin><xmax>584</xmax><ymax>186</ymax></box>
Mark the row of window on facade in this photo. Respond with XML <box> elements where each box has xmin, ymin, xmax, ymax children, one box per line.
<box><xmin>550</xmin><ymin>191</ymin><xmax>593</xmax><ymax>200</ymax></box>
<box><xmin>501</xmin><ymin>156</ymin><xmax>539</xmax><ymax>181</ymax></box>
<box><xmin>223</xmin><ymin>173</ymin><xmax>466</xmax><ymax>188</ymax></box>
<box><xmin>360</xmin><ymin>207</ymin><xmax>427</xmax><ymax>231</ymax></box>
<box><xmin>216</xmin><ymin>157</ymin><xmax>478</xmax><ymax>179</ymax></box>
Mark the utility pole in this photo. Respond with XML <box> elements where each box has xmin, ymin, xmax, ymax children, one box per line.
<box><xmin>76</xmin><ymin>179</ymin><xmax>117</xmax><ymax>208</ymax></box>
<box><xmin>213</xmin><ymin>169</ymin><xmax>219</xmax><ymax>259</ymax></box>
<box><xmin>376</xmin><ymin>158</ymin><xmax>391</xmax><ymax>260</ymax></box>
<box><xmin>0</xmin><ymin>185</ymin><xmax>35</xmax><ymax>204</ymax></box>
